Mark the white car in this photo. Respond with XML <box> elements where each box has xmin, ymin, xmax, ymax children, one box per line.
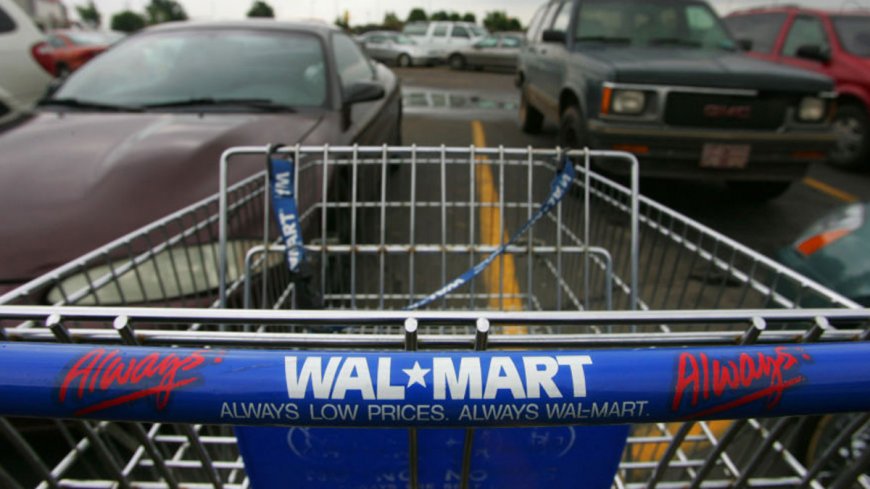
<box><xmin>0</xmin><ymin>0</ymin><xmax>53</xmax><ymax>126</ymax></box>
<box><xmin>360</xmin><ymin>31</ymin><xmax>438</xmax><ymax>67</ymax></box>
<box><xmin>402</xmin><ymin>21</ymin><xmax>487</xmax><ymax>62</ymax></box>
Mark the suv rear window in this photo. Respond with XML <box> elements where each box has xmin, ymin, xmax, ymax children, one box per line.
<box><xmin>724</xmin><ymin>13</ymin><xmax>786</xmax><ymax>53</ymax></box>
<box><xmin>0</xmin><ymin>7</ymin><xmax>17</xmax><ymax>33</ymax></box>
<box><xmin>403</xmin><ymin>23</ymin><xmax>428</xmax><ymax>36</ymax></box>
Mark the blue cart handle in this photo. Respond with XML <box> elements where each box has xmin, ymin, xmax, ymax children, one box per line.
<box><xmin>1</xmin><ymin>342</ymin><xmax>868</xmax><ymax>427</ymax></box>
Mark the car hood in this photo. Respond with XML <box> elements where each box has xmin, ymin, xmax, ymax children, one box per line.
<box><xmin>583</xmin><ymin>48</ymin><xmax>833</xmax><ymax>92</ymax></box>
<box><xmin>0</xmin><ymin>111</ymin><xmax>323</xmax><ymax>282</ymax></box>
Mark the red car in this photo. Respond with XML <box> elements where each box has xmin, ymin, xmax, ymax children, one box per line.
<box><xmin>725</xmin><ymin>7</ymin><xmax>870</xmax><ymax>170</ymax></box>
<box><xmin>44</xmin><ymin>30</ymin><xmax>119</xmax><ymax>77</ymax></box>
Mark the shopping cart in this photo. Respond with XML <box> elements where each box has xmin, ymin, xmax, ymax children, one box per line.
<box><xmin>0</xmin><ymin>145</ymin><xmax>868</xmax><ymax>489</ymax></box>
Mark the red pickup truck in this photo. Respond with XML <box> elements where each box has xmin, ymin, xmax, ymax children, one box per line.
<box><xmin>725</xmin><ymin>7</ymin><xmax>870</xmax><ymax>170</ymax></box>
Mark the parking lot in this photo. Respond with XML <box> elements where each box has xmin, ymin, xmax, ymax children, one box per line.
<box><xmin>1</xmin><ymin>4</ymin><xmax>869</xmax><ymax>487</ymax></box>
<box><xmin>398</xmin><ymin>65</ymin><xmax>870</xmax><ymax>257</ymax></box>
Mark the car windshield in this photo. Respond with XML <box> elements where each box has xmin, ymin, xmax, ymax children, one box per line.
<box><xmin>832</xmin><ymin>16</ymin><xmax>870</xmax><ymax>57</ymax></box>
<box><xmin>391</xmin><ymin>34</ymin><xmax>416</xmax><ymax>45</ymax></box>
<box><xmin>575</xmin><ymin>0</ymin><xmax>735</xmax><ymax>50</ymax></box>
<box><xmin>51</xmin><ymin>29</ymin><xmax>328</xmax><ymax>110</ymax></box>
<box><xmin>65</xmin><ymin>31</ymin><xmax>111</xmax><ymax>46</ymax></box>
<box><xmin>470</xmin><ymin>26</ymin><xmax>487</xmax><ymax>37</ymax></box>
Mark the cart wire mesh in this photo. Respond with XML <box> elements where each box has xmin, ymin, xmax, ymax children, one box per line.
<box><xmin>0</xmin><ymin>146</ymin><xmax>867</xmax><ymax>489</ymax></box>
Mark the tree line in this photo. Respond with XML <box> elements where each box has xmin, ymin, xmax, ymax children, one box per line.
<box><xmin>77</xmin><ymin>0</ymin><xmax>272</xmax><ymax>33</ymax></box>
<box><xmin>76</xmin><ymin>1</ymin><xmax>521</xmax><ymax>35</ymax></box>
<box><xmin>342</xmin><ymin>8</ymin><xmax>523</xmax><ymax>34</ymax></box>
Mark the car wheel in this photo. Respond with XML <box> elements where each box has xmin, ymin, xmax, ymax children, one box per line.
<box><xmin>558</xmin><ymin>105</ymin><xmax>588</xmax><ymax>149</ymax></box>
<box><xmin>397</xmin><ymin>54</ymin><xmax>412</xmax><ymax>68</ymax></box>
<box><xmin>830</xmin><ymin>104</ymin><xmax>869</xmax><ymax>171</ymax></box>
<box><xmin>519</xmin><ymin>90</ymin><xmax>544</xmax><ymax>134</ymax></box>
<box><xmin>727</xmin><ymin>181</ymin><xmax>792</xmax><ymax>201</ymax></box>
<box><xmin>448</xmin><ymin>54</ymin><xmax>466</xmax><ymax>70</ymax></box>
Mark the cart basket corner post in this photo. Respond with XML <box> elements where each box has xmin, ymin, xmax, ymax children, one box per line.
<box><xmin>0</xmin><ymin>145</ymin><xmax>867</xmax><ymax>489</ymax></box>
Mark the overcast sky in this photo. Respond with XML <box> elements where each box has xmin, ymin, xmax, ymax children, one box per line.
<box><xmin>73</xmin><ymin>0</ymin><xmax>868</xmax><ymax>28</ymax></box>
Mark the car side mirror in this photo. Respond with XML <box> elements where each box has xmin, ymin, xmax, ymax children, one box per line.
<box><xmin>796</xmin><ymin>44</ymin><xmax>831</xmax><ymax>63</ymax></box>
<box><xmin>341</xmin><ymin>81</ymin><xmax>385</xmax><ymax>130</ymax></box>
<box><xmin>542</xmin><ymin>29</ymin><xmax>567</xmax><ymax>44</ymax></box>
<box><xmin>343</xmin><ymin>82</ymin><xmax>385</xmax><ymax>107</ymax></box>
<box><xmin>737</xmin><ymin>39</ymin><xmax>753</xmax><ymax>51</ymax></box>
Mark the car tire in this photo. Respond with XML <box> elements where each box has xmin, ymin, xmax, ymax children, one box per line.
<box><xmin>830</xmin><ymin>104</ymin><xmax>869</xmax><ymax>171</ymax></box>
<box><xmin>519</xmin><ymin>90</ymin><xmax>544</xmax><ymax>134</ymax></box>
<box><xmin>397</xmin><ymin>54</ymin><xmax>412</xmax><ymax>68</ymax></box>
<box><xmin>448</xmin><ymin>54</ymin><xmax>466</xmax><ymax>70</ymax></box>
<box><xmin>558</xmin><ymin>105</ymin><xmax>588</xmax><ymax>149</ymax></box>
<box><xmin>727</xmin><ymin>181</ymin><xmax>792</xmax><ymax>201</ymax></box>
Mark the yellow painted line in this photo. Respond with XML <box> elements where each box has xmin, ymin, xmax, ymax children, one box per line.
<box><xmin>471</xmin><ymin>121</ymin><xmax>525</xmax><ymax>334</ymax></box>
<box><xmin>802</xmin><ymin>177</ymin><xmax>859</xmax><ymax>203</ymax></box>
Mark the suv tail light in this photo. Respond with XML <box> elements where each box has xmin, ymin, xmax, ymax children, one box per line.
<box><xmin>30</xmin><ymin>41</ymin><xmax>55</xmax><ymax>75</ymax></box>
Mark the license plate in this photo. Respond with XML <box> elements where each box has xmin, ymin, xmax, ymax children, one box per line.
<box><xmin>700</xmin><ymin>144</ymin><xmax>751</xmax><ymax>169</ymax></box>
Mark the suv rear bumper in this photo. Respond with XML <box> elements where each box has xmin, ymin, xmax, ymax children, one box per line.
<box><xmin>586</xmin><ymin>121</ymin><xmax>836</xmax><ymax>181</ymax></box>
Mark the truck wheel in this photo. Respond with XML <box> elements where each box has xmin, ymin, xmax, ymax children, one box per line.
<box><xmin>397</xmin><ymin>54</ymin><xmax>412</xmax><ymax>68</ymax></box>
<box><xmin>558</xmin><ymin>105</ymin><xmax>588</xmax><ymax>149</ymax></box>
<box><xmin>727</xmin><ymin>181</ymin><xmax>792</xmax><ymax>201</ymax></box>
<box><xmin>448</xmin><ymin>54</ymin><xmax>465</xmax><ymax>70</ymax></box>
<box><xmin>830</xmin><ymin>104</ymin><xmax>869</xmax><ymax>171</ymax></box>
<box><xmin>519</xmin><ymin>90</ymin><xmax>543</xmax><ymax>134</ymax></box>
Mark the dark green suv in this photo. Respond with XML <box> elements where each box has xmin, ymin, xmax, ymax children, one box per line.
<box><xmin>518</xmin><ymin>0</ymin><xmax>838</xmax><ymax>200</ymax></box>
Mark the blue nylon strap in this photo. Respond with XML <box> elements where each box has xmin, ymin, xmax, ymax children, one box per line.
<box><xmin>269</xmin><ymin>157</ymin><xmax>305</xmax><ymax>273</ymax></box>
<box><xmin>407</xmin><ymin>160</ymin><xmax>577</xmax><ymax>310</ymax></box>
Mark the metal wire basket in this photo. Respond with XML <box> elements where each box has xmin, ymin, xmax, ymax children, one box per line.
<box><xmin>0</xmin><ymin>146</ymin><xmax>867</xmax><ymax>489</ymax></box>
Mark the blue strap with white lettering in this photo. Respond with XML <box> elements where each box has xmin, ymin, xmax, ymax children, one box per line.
<box><xmin>407</xmin><ymin>161</ymin><xmax>577</xmax><ymax>310</ymax></box>
<box><xmin>269</xmin><ymin>157</ymin><xmax>304</xmax><ymax>273</ymax></box>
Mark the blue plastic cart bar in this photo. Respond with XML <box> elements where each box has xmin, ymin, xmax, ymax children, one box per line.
<box><xmin>1</xmin><ymin>342</ymin><xmax>868</xmax><ymax>427</ymax></box>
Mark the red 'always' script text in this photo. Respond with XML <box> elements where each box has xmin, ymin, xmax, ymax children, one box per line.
<box><xmin>59</xmin><ymin>348</ymin><xmax>219</xmax><ymax>416</ymax></box>
<box><xmin>672</xmin><ymin>347</ymin><xmax>809</xmax><ymax>419</ymax></box>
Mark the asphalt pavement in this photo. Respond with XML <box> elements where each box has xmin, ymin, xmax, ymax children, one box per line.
<box><xmin>397</xmin><ymin>65</ymin><xmax>870</xmax><ymax>258</ymax></box>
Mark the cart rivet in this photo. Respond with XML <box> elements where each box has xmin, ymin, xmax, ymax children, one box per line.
<box><xmin>45</xmin><ymin>314</ymin><xmax>61</xmax><ymax>328</ymax></box>
<box><xmin>476</xmin><ymin>318</ymin><xmax>490</xmax><ymax>334</ymax></box>
<box><xmin>113</xmin><ymin>316</ymin><xmax>130</xmax><ymax>331</ymax></box>
<box><xmin>751</xmin><ymin>317</ymin><xmax>767</xmax><ymax>331</ymax></box>
<box><xmin>814</xmin><ymin>316</ymin><xmax>832</xmax><ymax>330</ymax></box>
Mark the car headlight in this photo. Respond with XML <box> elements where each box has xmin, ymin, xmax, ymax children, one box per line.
<box><xmin>795</xmin><ymin>203</ymin><xmax>865</xmax><ymax>256</ymax></box>
<box><xmin>46</xmin><ymin>240</ymin><xmax>285</xmax><ymax>305</ymax></box>
<box><xmin>798</xmin><ymin>97</ymin><xmax>826</xmax><ymax>122</ymax></box>
<box><xmin>603</xmin><ymin>88</ymin><xmax>647</xmax><ymax>115</ymax></box>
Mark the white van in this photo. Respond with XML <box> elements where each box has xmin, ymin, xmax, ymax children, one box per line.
<box><xmin>0</xmin><ymin>0</ymin><xmax>53</xmax><ymax>126</ymax></box>
<box><xmin>402</xmin><ymin>21</ymin><xmax>487</xmax><ymax>62</ymax></box>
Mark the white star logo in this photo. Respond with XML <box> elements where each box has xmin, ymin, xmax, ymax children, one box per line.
<box><xmin>403</xmin><ymin>361</ymin><xmax>430</xmax><ymax>388</ymax></box>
